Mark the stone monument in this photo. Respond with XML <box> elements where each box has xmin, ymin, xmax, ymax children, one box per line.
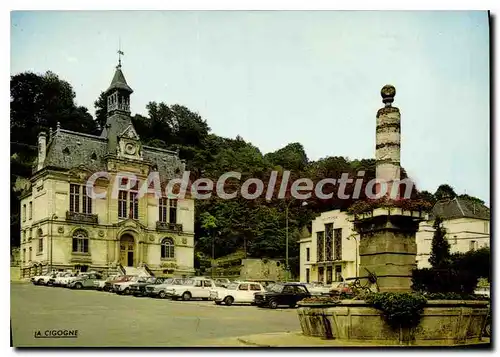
<box><xmin>353</xmin><ymin>85</ymin><xmax>422</xmax><ymax>292</ymax></box>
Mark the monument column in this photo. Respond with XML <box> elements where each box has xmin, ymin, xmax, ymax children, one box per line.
<box><xmin>352</xmin><ymin>85</ymin><xmax>425</xmax><ymax>293</ymax></box>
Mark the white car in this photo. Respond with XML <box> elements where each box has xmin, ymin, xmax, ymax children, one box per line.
<box><xmin>31</xmin><ymin>273</ymin><xmax>56</xmax><ymax>285</ymax></box>
<box><xmin>475</xmin><ymin>286</ymin><xmax>490</xmax><ymax>298</ymax></box>
<box><xmin>148</xmin><ymin>278</ymin><xmax>186</xmax><ymax>298</ymax></box>
<box><xmin>304</xmin><ymin>283</ymin><xmax>332</xmax><ymax>296</ymax></box>
<box><xmin>48</xmin><ymin>272</ymin><xmax>74</xmax><ymax>286</ymax></box>
<box><xmin>210</xmin><ymin>281</ymin><xmax>265</xmax><ymax>306</ymax></box>
<box><xmin>165</xmin><ymin>277</ymin><xmax>216</xmax><ymax>301</ymax></box>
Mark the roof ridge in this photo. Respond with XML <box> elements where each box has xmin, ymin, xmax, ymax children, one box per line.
<box><xmin>454</xmin><ymin>197</ymin><xmax>466</xmax><ymax>216</ymax></box>
<box><xmin>57</xmin><ymin>129</ymin><xmax>108</xmax><ymax>141</ymax></box>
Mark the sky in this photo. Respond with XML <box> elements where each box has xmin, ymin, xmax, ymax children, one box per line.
<box><xmin>10</xmin><ymin>11</ymin><xmax>490</xmax><ymax>205</ymax></box>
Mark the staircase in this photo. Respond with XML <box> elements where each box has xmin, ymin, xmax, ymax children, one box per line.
<box><xmin>123</xmin><ymin>266</ymin><xmax>151</xmax><ymax>277</ymax></box>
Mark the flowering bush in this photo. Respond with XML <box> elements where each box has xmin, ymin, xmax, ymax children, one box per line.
<box><xmin>347</xmin><ymin>197</ymin><xmax>433</xmax><ymax>215</ymax></box>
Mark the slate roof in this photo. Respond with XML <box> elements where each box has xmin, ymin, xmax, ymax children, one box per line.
<box><xmin>99</xmin><ymin>113</ymin><xmax>133</xmax><ymax>154</ymax></box>
<box><xmin>106</xmin><ymin>66</ymin><xmax>133</xmax><ymax>94</ymax></box>
<box><xmin>431</xmin><ymin>197</ymin><xmax>490</xmax><ymax>221</ymax></box>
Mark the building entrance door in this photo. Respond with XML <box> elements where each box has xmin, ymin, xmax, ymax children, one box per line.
<box><xmin>120</xmin><ymin>234</ymin><xmax>135</xmax><ymax>267</ymax></box>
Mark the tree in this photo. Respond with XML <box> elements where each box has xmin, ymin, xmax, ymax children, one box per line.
<box><xmin>428</xmin><ymin>216</ymin><xmax>451</xmax><ymax>268</ymax></box>
<box><xmin>434</xmin><ymin>184</ymin><xmax>457</xmax><ymax>201</ymax></box>
<box><xmin>94</xmin><ymin>91</ymin><xmax>107</xmax><ymax>130</ymax></box>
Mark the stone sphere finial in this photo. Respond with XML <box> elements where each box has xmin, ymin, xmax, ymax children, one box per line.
<box><xmin>381</xmin><ymin>84</ymin><xmax>396</xmax><ymax>106</ymax></box>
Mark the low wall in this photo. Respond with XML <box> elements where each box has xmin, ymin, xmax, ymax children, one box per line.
<box><xmin>297</xmin><ymin>300</ymin><xmax>489</xmax><ymax>345</ymax></box>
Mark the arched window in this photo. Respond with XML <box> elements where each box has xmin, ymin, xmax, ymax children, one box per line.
<box><xmin>161</xmin><ymin>238</ymin><xmax>175</xmax><ymax>259</ymax></box>
<box><xmin>72</xmin><ymin>229</ymin><xmax>89</xmax><ymax>253</ymax></box>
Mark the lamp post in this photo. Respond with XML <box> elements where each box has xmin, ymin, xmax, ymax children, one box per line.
<box><xmin>49</xmin><ymin>214</ymin><xmax>58</xmax><ymax>273</ymax></box>
<box><xmin>347</xmin><ymin>233</ymin><xmax>359</xmax><ymax>278</ymax></box>
<box><xmin>284</xmin><ymin>200</ymin><xmax>308</xmax><ymax>282</ymax></box>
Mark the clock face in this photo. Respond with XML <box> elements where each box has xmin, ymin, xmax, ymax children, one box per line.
<box><xmin>125</xmin><ymin>143</ymin><xmax>137</xmax><ymax>155</ymax></box>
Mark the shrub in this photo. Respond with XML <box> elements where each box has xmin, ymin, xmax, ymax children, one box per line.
<box><xmin>365</xmin><ymin>292</ymin><xmax>427</xmax><ymax>329</ymax></box>
<box><xmin>411</xmin><ymin>267</ymin><xmax>478</xmax><ymax>294</ymax></box>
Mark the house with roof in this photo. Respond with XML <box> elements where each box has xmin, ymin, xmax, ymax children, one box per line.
<box><xmin>19</xmin><ymin>60</ymin><xmax>195</xmax><ymax>278</ymax></box>
<box><xmin>415</xmin><ymin>197</ymin><xmax>490</xmax><ymax>268</ymax></box>
<box><xmin>299</xmin><ymin>197</ymin><xmax>490</xmax><ymax>284</ymax></box>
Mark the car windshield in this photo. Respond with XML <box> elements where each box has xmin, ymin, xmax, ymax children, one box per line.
<box><xmin>183</xmin><ymin>279</ymin><xmax>195</xmax><ymax>285</ymax></box>
<box><xmin>226</xmin><ymin>283</ymin><xmax>238</xmax><ymax>290</ymax></box>
<box><xmin>267</xmin><ymin>284</ymin><xmax>284</xmax><ymax>293</ymax></box>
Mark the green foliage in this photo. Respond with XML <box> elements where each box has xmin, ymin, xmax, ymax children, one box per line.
<box><xmin>365</xmin><ymin>292</ymin><xmax>427</xmax><ymax>329</ymax></box>
<box><xmin>422</xmin><ymin>292</ymin><xmax>489</xmax><ymax>301</ymax></box>
<box><xmin>450</xmin><ymin>247</ymin><xmax>490</xmax><ymax>283</ymax></box>
<box><xmin>411</xmin><ymin>268</ymin><xmax>478</xmax><ymax>294</ymax></box>
<box><xmin>428</xmin><ymin>216</ymin><xmax>451</xmax><ymax>268</ymax></box>
<box><xmin>434</xmin><ymin>184</ymin><xmax>456</xmax><ymax>201</ymax></box>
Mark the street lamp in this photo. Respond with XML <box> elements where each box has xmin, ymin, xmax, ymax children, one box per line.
<box><xmin>49</xmin><ymin>213</ymin><xmax>58</xmax><ymax>273</ymax></box>
<box><xmin>346</xmin><ymin>233</ymin><xmax>359</xmax><ymax>278</ymax></box>
<box><xmin>285</xmin><ymin>200</ymin><xmax>308</xmax><ymax>282</ymax></box>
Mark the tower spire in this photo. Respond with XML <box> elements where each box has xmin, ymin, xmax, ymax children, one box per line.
<box><xmin>117</xmin><ymin>39</ymin><xmax>124</xmax><ymax>68</ymax></box>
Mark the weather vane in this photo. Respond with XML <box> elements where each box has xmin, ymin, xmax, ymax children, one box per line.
<box><xmin>117</xmin><ymin>39</ymin><xmax>124</xmax><ymax>68</ymax></box>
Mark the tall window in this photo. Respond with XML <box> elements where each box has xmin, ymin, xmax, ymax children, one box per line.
<box><xmin>335</xmin><ymin>265</ymin><xmax>342</xmax><ymax>282</ymax></box>
<box><xmin>169</xmin><ymin>199</ymin><xmax>177</xmax><ymax>224</ymax></box>
<box><xmin>159</xmin><ymin>198</ymin><xmax>168</xmax><ymax>222</ymax></box>
<box><xmin>325</xmin><ymin>223</ymin><xmax>333</xmax><ymax>261</ymax></box>
<box><xmin>316</xmin><ymin>232</ymin><xmax>324</xmax><ymax>262</ymax></box>
<box><xmin>334</xmin><ymin>228</ymin><xmax>342</xmax><ymax>260</ymax></box>
<box><xmin>70</xmin><ymin>184</ymin><xmax>80</xmax><ymax>213</ymax></box>
<box><xmin>23</xmin><ymin>249</ymin><xmax>26</xmax><ymax>263</ymax></box>
<box><xmin>38</xmin><ymin>238</ymin><xmax>43</xmax><ymax>253</ymax></box>
<box><xmin>82</xmin><ymin>186</ymin><xmax>92</xmax><ymax>214</ymax></box>
<box><xmin>161</xmin><ymin>238</ymin><xmax>175</xmax><ymax>259</ymax></box>
<box><xmin>306</xmin><ymin>247</ymin><xmax>310</xmax><ymax>262</ymax></box>
<box><xmin>469</xmin><ymin>240</ymin><xmax>477</xmax><ymax>251</ymax></box>
<box><xmin>305</xmin><ymin>268</ymin><xmax>310</xmax><ymax>283</ymax></box>
<box><xmin>28</xmin><ymin>247</ymin><xmax>32</xmax><ymax>261</ymax></box>
<box><xmin>118</xmin><ymin>191</ymin><xmax>128</xmax><ymax>218</ymax></box>
<box><xmin>72</xmin><ymin>230</ymin><xmax>89</xmax><ymax>253</ymax></box>
<box><xmin>22</xmin><ymin>204</ymin><xmax>26</xmax><ymax>222</ymax></box>
<box><xmin>118</xmin><ymin>183</ymin><xmax>139</xmax><ymax>220</ymax></box>
<box><xmin>129</xmin><ymin>192</ymin><xmax>139</xmax><ymax>219</ymax></box>
<box><xmin>29</xmin><ymin>202</ymin><xmax>32</xmax><ymax>220</ymax></box>
<box><xmin>70</xmin><ymin>184</ymin><xmax>92</xmax><ymax>214</ymax></box>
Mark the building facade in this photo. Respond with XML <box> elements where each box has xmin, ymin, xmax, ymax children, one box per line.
<box><xmin>19</xmin><ymin>62</ymin><xmax>195</xmax><ymax>278</ymax></box>
<box><xmin>300</xmin><ymin>198</ymin><xmax>490</xmax><ymax>284</ymax></box>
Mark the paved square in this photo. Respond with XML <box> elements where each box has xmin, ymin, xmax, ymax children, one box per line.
<box><xmin>10</xmin><ymin>282</ymin><xmax>300</xmax><ymax>347</ymax></box>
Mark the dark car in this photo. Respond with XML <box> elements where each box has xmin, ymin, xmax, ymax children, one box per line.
<box><xmin>130</xmin><ymin>277</ymin><xmax>166</xmax><ymax>297</ymax></box>
<box><xmin>254</xmin><ymin>283</ymin><xmax>311</xmax><ymax>309</ymax></box>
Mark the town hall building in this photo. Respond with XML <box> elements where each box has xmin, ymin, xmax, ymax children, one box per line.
<box><xmin>19</xmin><ymin>61</ymin><xmax>195</xmax><ymax>278</ymax></box>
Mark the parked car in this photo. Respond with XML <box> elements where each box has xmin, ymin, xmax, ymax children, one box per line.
<box><xmin>147</xmin><ymin>278</ymin><xmax>187</xmax><ymax>299</ymax></box>
<box><xmin>94</xmin><ymin>275</ymin><xmax>121</xmax><ymax>291</ymax></box>
<box><xmin>474</xmin><ymin>286</ymin><xmax>490</xmax><ymax>298</ymax></box>
<box><xmin>329</xmin><ymin>282</ymin><xmax>353</xmax><ymax>297</ymax></box>
<box><xmin>210</xmin><ymin>281</ymin><xmax>265</xmax><ymax>306</ymax></box>
<box><xmin>165</xmin><ymin>277</ymin><xmax>216</xmax><ymax>301</ymax></box>
<box><xmin>113</xmin><ymin>276</ymin><xmax>145</xmax><ymax>295</ymax></box>
<box><xmin>49</xmin><ymin>272</ymin><xmax>75</xmax><ymax>287</ymax></box>
<box><xmin>104</xmin><ymin>275</ymin><xmax>133</xmax><ymax>292</ymax></box>
<box><xmin>67</xmin><ymin>272</ymin><xmax>103</xmax><ymax>289</ymax></box>
<box><xmin>213</xmin><ymin>278</ymin><xmax>231</xmax><ymax>288</ymax></box>
<box><xmin>130</xmin><ymin>277</ymin><xmax>167</xmax><ymax>297</ymax></box>
<box><xmin>31</xmin><ymin>273</ymin><xmax>55</xmax><ymax>286</ymax></box>
<box><xmin>254</xmin><ymin>283</ymin><xmax>311</xmax><ymax>309</ymax></box>
<box><xmin>304</xmin><ymin>283</ymin><xmax>331</xmax><ymax>296</ymax></box>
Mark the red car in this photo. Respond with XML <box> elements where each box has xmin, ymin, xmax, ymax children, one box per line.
<box><xmin>103</xmin><ymin>275</ymin><xmax>133</xmax><ymax>292</ymax></box>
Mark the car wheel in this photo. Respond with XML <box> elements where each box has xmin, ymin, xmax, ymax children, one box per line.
<box><xmin>268</xmin><ymin>299</ymin><xmax>278</xmax><ymax>309</ymax></box>
<box><xmin>289</xmin><ymin>302</ymin><xmax>296</xmax><ymax>308</ymax></box>
<box><xmin>485</xmin><ymin>322</ymin><xmax>491</xmax><ymax>337</ymax></box>
<box><xmin>158</xmin><ymin>291</ymin><xmax>167</xmax><ymax>299</ymax></box>
<box><xmin>182</xmin><ymin>292</ymin><xmax>191</xmax><ymax>301</ymax></box>
<box><xmin>75</xmin><ymin>283</ymin><xmax>83</xmax><ymax>289</ymax></box>
<box><xmin>123</xmin><ymin>288</ymin><xmax>130</xmax><ymax>295</ymax></box>
<box><xmin>224</xmin><ymin>296</ymin><xmax>234</xmax><ymax>306</ymax></box>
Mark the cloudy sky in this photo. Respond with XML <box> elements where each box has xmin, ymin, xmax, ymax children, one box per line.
<box><xmin>10</xmin><ymin>11</ymin><xmax>490</xmax><ymax>204</ymax></box>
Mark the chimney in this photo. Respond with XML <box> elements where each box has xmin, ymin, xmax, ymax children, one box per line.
<box><xmin>37</xmin><ymin>131</ymin><xmax>47</xmax><ymax>171</ymax></box>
